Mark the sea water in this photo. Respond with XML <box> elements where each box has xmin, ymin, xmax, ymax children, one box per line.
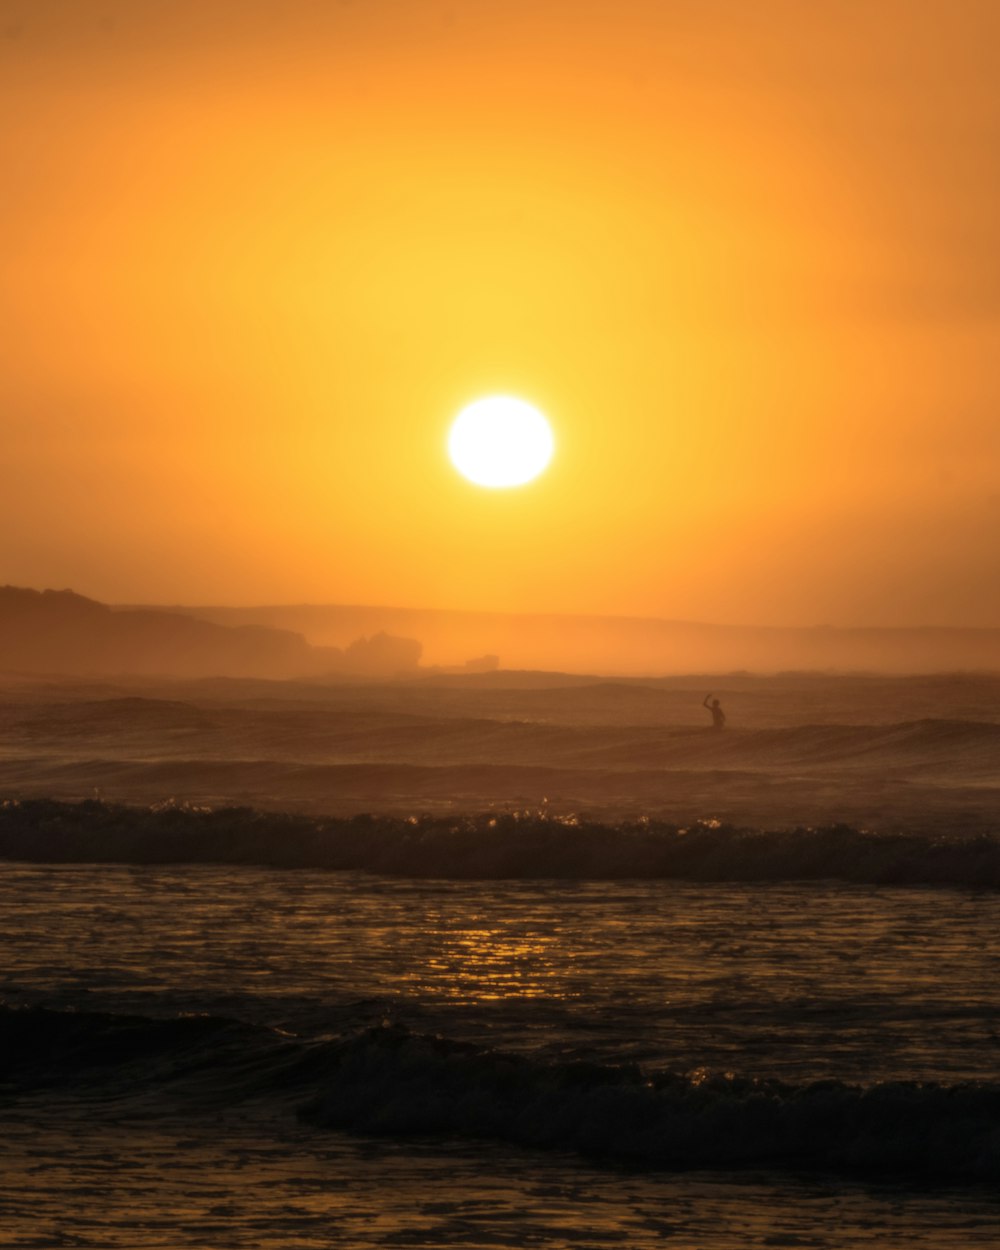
<box><xmin>2</xmin><ymin>858</ymin><xmax>999</xmax><ymax>1248</ymax></box>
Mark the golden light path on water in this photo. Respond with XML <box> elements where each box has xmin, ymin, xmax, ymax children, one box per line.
<box><xmin>5</xmin><ymin>863</ymin><xmax>999</xmax><ymax>1083</ymax></box>
<box><xmin>4</xmin><ymin>863</ymin><xmax>1000</xmax><ymax>1247</ymax></box>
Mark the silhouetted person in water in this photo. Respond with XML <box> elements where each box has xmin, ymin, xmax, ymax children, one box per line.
<box><xmin>703</xmin><ymin>693</ymin><xmax>726</xmax><ymax>730</ymax></box>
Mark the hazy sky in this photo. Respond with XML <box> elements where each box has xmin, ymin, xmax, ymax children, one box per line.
<box><xmin>2</xmin><ymin>0</ymin><xmax>999</xmax><ymax>625</ymax></box>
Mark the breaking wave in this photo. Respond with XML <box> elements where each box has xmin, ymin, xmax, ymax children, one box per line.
<box><xmin>301</xmin><ymin>1025</ymin><xmax>1000</xmax><ymax>1180</ymax></box>
<box><xmin>0</xmin><ymin>798</ymin><xmax>997</xmax><ymax>887</ymax></box>
<box><xmin>4</xmin><ymin>1005</ymin><xmax>999</xmax><ymax>1180</ymax></box>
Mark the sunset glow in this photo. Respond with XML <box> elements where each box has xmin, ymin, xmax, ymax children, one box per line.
<box><xmin>2</xmin><ymin>0</ymin><xmax>999</xmax><ymax>627</ymax></box>
<box><xmin>4</xmin><ymin>7</ymin><xmax>1000</xmax><ymax>1245</ymax></box>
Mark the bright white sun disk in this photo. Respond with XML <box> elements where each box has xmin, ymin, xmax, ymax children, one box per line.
<box><xmin>448</xmin><ymin>397</ymin><xmax>554</xmax><ymax>488</ymax></box>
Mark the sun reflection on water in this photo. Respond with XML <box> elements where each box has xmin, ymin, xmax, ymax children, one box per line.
<box><xmin>408</xmin><ymin>925</ymin><xmax>566</xmax><ymax>1003</ymax></box>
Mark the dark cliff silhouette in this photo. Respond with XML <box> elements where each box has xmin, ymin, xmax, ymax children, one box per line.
<box><xmin>0</xmin><ymin>587</ymin><xmax>423</xmax><ymax>681</ymax></box>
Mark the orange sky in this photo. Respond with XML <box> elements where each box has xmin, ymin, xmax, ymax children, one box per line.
<box><xmin>2</xmin><ymin>0</ymin><xmax>999</xmax><ymax>626</ymax></box>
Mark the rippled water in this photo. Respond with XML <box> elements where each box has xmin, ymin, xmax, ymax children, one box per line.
<box><xmin>3</xmin><ymin>862</ymin><xmax>999</xmax><ymax>1082</ymax></box>
<box><xmin>5</xmin><ymin>1104</ymin><xmax>1000</xmax><ymax>1250</ymax></box>
<box><xmin>2</xmin><ymin>861</ymin><xmax>1000</xmax><ymax>1247</ymax></box>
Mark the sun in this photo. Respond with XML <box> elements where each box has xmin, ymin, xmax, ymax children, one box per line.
<box><xmin>448</xmin><ymin>396</ymin><xmax>554</xmax><ymax>488</ymax></box>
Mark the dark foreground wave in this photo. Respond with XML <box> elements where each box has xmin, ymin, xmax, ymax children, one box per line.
<box><xmin>302</xmin><ymin>1026</ymin><xmax>1000</xmax><ymax>1180</ymax></box>
<box><xmin>0</xmin><ymin>798</ymin><xmax>998</xmax><ymax>887</ymax></box>
<box><xmin>4</xmin><ymin>1005</ymin><xmax>999</xmax><ymax>1181</ymax></box>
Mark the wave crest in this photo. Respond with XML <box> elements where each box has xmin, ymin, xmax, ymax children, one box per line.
<box><xmin>303</xmin><ymin>1026</ymin><xmax>1000</xmax><ymax>1179</ymax></box>
<box><xmin>0</xmin><ymin>798</ymin><xmax>997</xmax><ymax>887</ymax></box>
<box><xmin>5</xmin><ymin>1005</ymin><xmax>998</xmax><ymax>1180</ymax></box>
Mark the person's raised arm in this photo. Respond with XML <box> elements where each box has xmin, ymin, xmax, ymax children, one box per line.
<box><xmin>703</xmin><ymin>694</ymin><xmax>712</xmax><ymax>709</ymax></box>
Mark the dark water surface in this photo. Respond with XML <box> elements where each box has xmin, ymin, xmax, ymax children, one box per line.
<box><xmin>4</xmin><ymin>862</ymin><xmax>1000</xmax><ymax>1082</ymax></box>
<box><xmin>2</xmin><ymin>860</ymin><xmax>1000</xmax><ymax>1247</ymax></box>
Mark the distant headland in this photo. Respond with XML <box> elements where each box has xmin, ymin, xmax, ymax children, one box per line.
<box><xmin>2</xmin><ymin>586</ymin><xmax>998</xmax><ymax>680</ymax></box>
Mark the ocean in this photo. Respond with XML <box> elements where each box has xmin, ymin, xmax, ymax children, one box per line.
<box><xmin>1</xmin><ymin>673</ymin><xmax>999</xmax><ymax>1247</ymax></box>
